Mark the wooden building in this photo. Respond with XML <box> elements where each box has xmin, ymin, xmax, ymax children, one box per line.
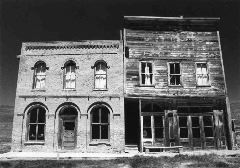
<box><xmin>123</xmin><ymin>16</ymin><xmax>232</xmax><ymax>151</ymax></box>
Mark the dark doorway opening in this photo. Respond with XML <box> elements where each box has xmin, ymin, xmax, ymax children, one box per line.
<box><xmin>125</xmin><ymin>99</ymin><xmax>140</xmax><ymax>147</ymax></box>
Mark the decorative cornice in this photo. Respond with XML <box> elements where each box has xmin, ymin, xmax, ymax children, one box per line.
<box><xmin>25</xmin><ymin>44</ymin><xmax>119</xmax><ymax>51</ymax></box>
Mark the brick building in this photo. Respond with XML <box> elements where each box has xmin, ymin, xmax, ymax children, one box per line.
<box><xmin>11</xmin><ymin>16</ymin><xmax>232</xmax><ymax>153</ymax></box>
<box><xmin>12</xmin><ymin>41</ymin><xmax>125</xmax><ymax>152</ymax></box>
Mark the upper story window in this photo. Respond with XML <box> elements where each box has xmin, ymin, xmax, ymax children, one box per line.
<box><xmin>196</xmin><ymin>63</ymin><xmax>209</xmax><ymax>86</ymax></box>
<box><xmin>169</xmin><ymin>63</ymin><xmax>181</xmax><ymax>86</ymax></box>
<box><xmin>94</xmin><ymin>61</ymin><xmax>108</xmax><ymax>89</ymax></box>
<box><xmin>64</xmin><ymin>61</ymin><xmax>76</xmax><ymax>89</ymax></box>
<box><xmin>33</xmin><ymin>61</ymin><xmax>46</xmax><ymax>89</ymax></box>
<box><xmin>140</xmin><ymin>62</ymin><xmax>153</xmax><ymax>85</ymax></box>
<box><xmin>27</xmin><ymin>106</ymin><xmax>46</xmax><ymax>141</ymax></box>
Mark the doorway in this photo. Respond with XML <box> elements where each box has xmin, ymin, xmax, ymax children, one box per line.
<box><xmin>59</xmin><ymin>106</ymin><xmax>78</xmax><ymax>150</ymax></box>
<box><xmin>125</xmin><ymin>99</ymin><xmax>140</xmax><ymax>146</ymax></box>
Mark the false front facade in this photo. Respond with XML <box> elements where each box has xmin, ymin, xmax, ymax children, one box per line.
<box><xmin>123</xmin><ymin>16</ymin><xmax>232</xmax><ymax>151</ymax></box>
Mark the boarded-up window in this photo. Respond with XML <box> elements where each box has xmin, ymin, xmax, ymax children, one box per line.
<box><xmin>140</xmin><ymin>62</ymin><xmax>153</xmax><ymax>85</ymax></box>
<box><xmin>169</xmin><ymin>63</ymin><xmax>181</xmax><ymax>86</ymax></box>
<box><xmin>64</xmin><ymin>61</ymin><xmax>76</xmax><ymax>89</ymax></box>
<box><xmin>33</xmin><ymin>62</ymin><xmax>46</xmax><ymax>89</ymax></box>
<box><xmin>196</xmin><ymin>63</ymin><xmax>209</xmax><ymax>86</ymax></box>
<box><xmin>91</xmin><ymin>106</ymin><xmax>109</xmax><ymax>140</ymax></box>
<box><xmin>95</xmin><ymin>62</ymin><xmax>107</xmax><ymax>89</ymax></box>
<box><xmin>28</xmin><ymin>106</ymin><xmax>46</xmax><ymax>141</ymax></box>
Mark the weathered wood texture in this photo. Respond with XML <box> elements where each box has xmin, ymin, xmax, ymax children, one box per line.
<box><xmin>125</xmin><ymin>29</ymin><xmax>225</xmax><ymax>97</ymax></box>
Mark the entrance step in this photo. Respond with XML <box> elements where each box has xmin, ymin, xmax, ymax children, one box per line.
<box><xmin>125</xmin><ymin>144</ymin><xmax>139</xmax><ymax>153</ymax></box>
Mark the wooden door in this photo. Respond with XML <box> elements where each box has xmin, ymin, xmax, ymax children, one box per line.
<box><xmin>62</xmin><ymin>120</ymin><xmax>76</xmax><ymax>150</ymax></box>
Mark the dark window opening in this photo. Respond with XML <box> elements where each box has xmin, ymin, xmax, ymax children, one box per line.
<box><xmin>28</xmin><ymin>106</ymin><xmax>46</xmax><ymax>141</ymax></box>
<box><xmin>179</xmin><ymin>117</ymin><xmax>188</xmax><ymax>138</ymax></box>
<box><xmin>91</xmin><ymin>105</ymin><xmax>110</xmax><ymax>140</ymax></box>
<box><xmin>203</xmin><ymin>116</ymin><xmax>214</xmax><ymax>138</ymax></box>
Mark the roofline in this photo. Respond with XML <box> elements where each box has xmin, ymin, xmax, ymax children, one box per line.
<box><xmin>124</xmin><ymin>16</ymin><xmax>220</xmax><ymax>20</ymax></box>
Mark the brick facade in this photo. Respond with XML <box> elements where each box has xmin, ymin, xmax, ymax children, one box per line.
<box><xmin>12</xmin><ymin>41</ymin><xmax>125</xmax><ymax>152</ymax></box>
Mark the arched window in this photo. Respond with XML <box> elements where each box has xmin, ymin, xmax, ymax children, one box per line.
<box><xmin>33</xmin><ymin>62</ymin><xmax>46</xmax><ymax>89</ymax></box>
<box><xmin>94</xmin><ymin>61</ymin><xmax>107</xmax><ymax>89</ymax></box>
<box><xmin>91</xmin><ymin>105</ymin><xmax>110</xmax><ymax>140</ymax></box>
<box><xmin>64</xmin><ymin>61</ymin><xmax>76</xmax><ymax>89</ymax></box>
<box><xmin>27</xmin><ymin>106</ymin><xmax>46</xmax><ymax>141</ymax></box>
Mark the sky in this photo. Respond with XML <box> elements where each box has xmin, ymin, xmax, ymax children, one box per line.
<box><xmin>0</xmin><ymin>0</ymin><xmax>240</xmax><ymax>106</ymax></box>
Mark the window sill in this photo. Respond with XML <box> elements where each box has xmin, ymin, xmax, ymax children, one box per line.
<box><xmin>89</xmin><ymin>140</ymin><xmax>110</xmax><ymax>146</ymax></box>
<box><xmin>168</xmin><ymin>85</ymin><xmax>183</xmax><ymax>87</ymax></box>
<box><xmin>196</xmin><ymin>85</ymin><xmax>211</xmax><ymax>87</ymax></box>
<box><xmin>31</xmin><ymin>89</ymin><xmax>46</xmax><ymax>92</ymax></box>
<box><xmin>93</xmin><ymin>89</ymin><xmax>108</xmax><ymax>91</ymax></box>
<box><xmin>139</xmin><ymin>85</ymin><xmax>155</xmax><ymax>87</ymax></box>
<box><xmin>24</xmin><ymin>141</ymin><xmax>45</xmax><ymax>145</ymax></box>
<box><xmin>62</xmin><ymin>89</ymin><xmax>76</xmax><ymax>91</ymax></box>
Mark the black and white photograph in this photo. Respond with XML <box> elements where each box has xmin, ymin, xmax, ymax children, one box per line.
<box><xmin>0</xmin><ymin>0</ymin><xmax>240</xmax><ymax>167</ymax></box>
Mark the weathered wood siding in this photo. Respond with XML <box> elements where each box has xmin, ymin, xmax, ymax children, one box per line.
<box><xmin>125</xmin><ymin>29</ymin><xmax>225</xmax><ymax>97</ymax></box>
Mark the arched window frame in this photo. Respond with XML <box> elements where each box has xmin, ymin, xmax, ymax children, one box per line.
<box><xmin>26</xmin><ymin>105</ymin><xmax>46</xmax><ymax>142</ymax></box>
<box><xmin>31</xmin><ymin>61</ymin><xmax>49</xmax><ymax>89</ymax></box>
<box><xmin>61</xmin><ymin>60</ymin><xmax>78</xmax><ymax>89</ymax></box>
<box><xmin>90</xmin><ymin>105</ymin><xmax>110</xmax><ymax>141</ymax></box>
<box><xmin>91</xmin><ymin>60</ymin><xmax>110</xmax><ymax>90</ymax></box>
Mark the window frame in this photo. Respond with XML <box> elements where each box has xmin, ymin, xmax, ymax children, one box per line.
<box><xmin>90</xmin><ymin>105</ymin><xmax>110</xmax><ymax>141</ymax></box>
<box><xmin>168</xmin><ymin>62</ymin><xmax>182</xmax><ymax>86</ymax></box>
<box><xmin>92</xmin><ymin>60</ymin><xmax>109</xmax><ymax>91</ymax></box>
<box><xmin>63</xmin><ymin>60</ymin><xmax>77</xmax><ymax>90</ymax></box>
<box><xmin>32</xmin><ymin>61</ymin><xmax>47</xmax><ymax>90</ymax></box>
<box><xmin>139</xmin><ymin>61</ymin><xmax>154</xmax><ymax>86</ymax></box>
<box><xmin>195</xmin><ymin>62</ymin><xmax>210</xmax><ymax>87</ymax></box>
<box><xmin>26</xmin><ymin>106</ymin><xmax>46</xmax><ymax>142</ymax></box>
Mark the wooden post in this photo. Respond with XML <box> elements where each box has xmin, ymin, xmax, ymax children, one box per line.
<box><xmin>139</xmin><ymin>99</ymin><xmax>143</xmax><ymax>152</ymax></box>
